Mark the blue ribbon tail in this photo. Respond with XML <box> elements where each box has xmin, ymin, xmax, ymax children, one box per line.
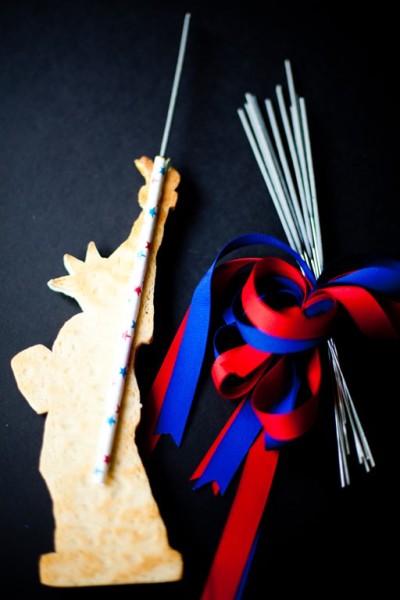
<box><xmin>192</xmin><ymin>399</ymin><xmax>262</xmax><ymax>494</ymax></box>
<box><xmin>155</xmin><ymin>265</ymin><xmax>214</xmax><ymax>445</ymax></box>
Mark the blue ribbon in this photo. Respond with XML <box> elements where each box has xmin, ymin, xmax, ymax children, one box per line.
<box><xmin>192</xmin><ymin>360</ymin><xmax>301</xmax><ymax>494</ymax></box>
<box><xmin>192</xmin><ymin>399</ymin><xmax>261</xmax><ymax>494</ymax></box>
<box><xmin>324</xmin><ymin>261</ymin><xmax>400</xmax><ymax>295</ymax></box>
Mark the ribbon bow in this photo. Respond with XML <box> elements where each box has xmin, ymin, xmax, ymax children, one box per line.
<box><xmin>145</xmin><ymin>233</ymin><xmax>400</xmax><ymax>600</ymax></box>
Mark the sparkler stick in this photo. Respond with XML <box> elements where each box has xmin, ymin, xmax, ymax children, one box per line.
<box><xmin>238</xmin><ymin>60</ymin><xmax>375</xmax><ymax>486</ymax></box>
<box><xmin>93</xmin><ymin>13</ymin><xmax>191</xmax><ymax>483</ymax></box>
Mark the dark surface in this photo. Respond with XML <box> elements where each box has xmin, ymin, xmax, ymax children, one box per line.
<box><xmin>1</xmin><ymin>1</ymin><xmax>398</xmax><ymax>597</ymax></box>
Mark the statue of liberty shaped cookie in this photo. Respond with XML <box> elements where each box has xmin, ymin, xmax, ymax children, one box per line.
<box><xmin>11</xmin><ymin>156</ymin><xmax>183</xmax><ymax>586</ymax></box>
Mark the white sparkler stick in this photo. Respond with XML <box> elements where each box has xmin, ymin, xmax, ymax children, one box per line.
<box><xmin>265</xmin><ymin>98</ymin><xmax>312</xmax><ymax>260</ymax></box>
<box><xmin>238</xmin><ymin>107</ymin><xmax>299</xmax><ymax>253</ymax></box>
<box><xmin>93</xmin><ymin>13</ymin><xmax>191</xmax><ymax>483</ymax></box>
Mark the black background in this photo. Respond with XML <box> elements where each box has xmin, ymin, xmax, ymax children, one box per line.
<box><xmin>1</xmin><ymin>1</ymin><xmax>399</xmax><ymax>597</ymax></box>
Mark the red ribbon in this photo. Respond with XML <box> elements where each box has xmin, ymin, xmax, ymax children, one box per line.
<box><xmin>200</xmin><ymin>439</ymin><xmax>279</xmax><ymax>600</ymax></box>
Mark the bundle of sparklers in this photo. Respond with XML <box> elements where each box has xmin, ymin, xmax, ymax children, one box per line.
<box><xmin>238</xmin><ymin>61</ymin><xmax>375</xmax><ymax>487</ymax></box>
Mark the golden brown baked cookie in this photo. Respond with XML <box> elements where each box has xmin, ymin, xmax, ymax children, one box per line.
<box><xmin>11</xmin><ymin>156</ymin><xmax>183</xmax><ymax>587</ymax></box>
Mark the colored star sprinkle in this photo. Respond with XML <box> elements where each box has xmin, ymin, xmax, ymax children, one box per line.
<box><xmin>119</xmin><ymin>366</ymin><xmax>127</xmax><ymax>377</ymax></box>
<box><xmin>134</xmin><ymin>285</ymin><xmax>142</xmax><ymax>296</ymax></box>
<box><xmin>149</xmin><ymin>207</ymin><xmax>157</xmax><ymax>218</ymax></box>
<box><xmin>107</xmin><ymin>416</ymin><xmax>116</xmax><ymax>426</ymax></box>
<box><xmin>121</xmin><ymin>330</ymin><xmax>131</xmax><ymax>340</ymax></box>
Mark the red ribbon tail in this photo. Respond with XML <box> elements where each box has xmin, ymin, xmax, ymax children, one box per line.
<box><xmin>142</xmin><ymin>308</ymin><xmax>190</xmax><ymax>455</ymax></box>
<box><xmin>201</xmin><ymin>435</ymin><xmax>279</xmax><ymax>600</ymax></box>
